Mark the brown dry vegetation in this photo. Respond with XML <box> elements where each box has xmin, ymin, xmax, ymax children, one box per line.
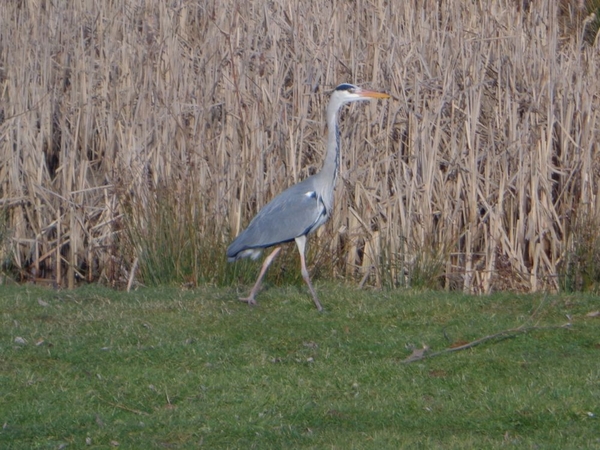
<box><xmin>1</xmin><ymin>0</ymin><xmax>599</xmax><ymax>292</ymax></box>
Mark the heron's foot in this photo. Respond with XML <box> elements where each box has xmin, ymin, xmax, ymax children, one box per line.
<box><xmin>238</xmin><ymin>296</ymin><xmax>258</xmax><ymax>306</ymax></box>
<box><xmin>311</xmin><ymin>296</ymin><xmax>323</xmax><ymax>312</ymax></box>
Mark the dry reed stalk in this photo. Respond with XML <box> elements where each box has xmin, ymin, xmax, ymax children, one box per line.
<box><xmin>0</xmin><ymin>0</ymin><xmax>598</xmax><ymax>292</ymax></box>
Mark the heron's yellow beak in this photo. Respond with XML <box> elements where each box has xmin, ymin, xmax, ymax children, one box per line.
<box><xmin>359</xmin><ymin>89</ymin><xmax>391</xmax><ymax>99</ymax></box>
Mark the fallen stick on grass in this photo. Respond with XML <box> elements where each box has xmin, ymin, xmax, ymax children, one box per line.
<box><xmin>400</xmin><ymin>323</ymin><xmax>571</xmax><ymax>364</ymax></box>
<box><xmin>99</xmin><ymin>397</ymin><xmax>150</xmax><ymax>416</ymax></box>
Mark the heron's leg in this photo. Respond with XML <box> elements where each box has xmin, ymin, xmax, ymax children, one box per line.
<box><xmin>294</xmin><ymin>236</ymin><xmax>323</xmax><ymax>311</ymax></box>
<box><xmin>239</xmin><ymin>247</ymin><xmax>281</xmax><ymax>305</ymax></box>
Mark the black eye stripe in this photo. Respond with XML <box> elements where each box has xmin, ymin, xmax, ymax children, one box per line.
<box><xmin>335</xmin><ymin>83</ymin><xmax>357</xmax><ymax>92</ymax></box>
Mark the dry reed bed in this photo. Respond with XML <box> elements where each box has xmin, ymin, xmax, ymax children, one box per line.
<box><xmin>0</xmin><ymin>0</ymin><xmax>598</xmax><ymax>291</ymax></box>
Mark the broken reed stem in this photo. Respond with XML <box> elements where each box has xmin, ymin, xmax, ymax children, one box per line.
<box><xmin>400</xmin><ymin>323</ymin><xmax>572</xmax><ymax>364</ymax></box>
<box><xmin>98</xmin><ymin>397</ymin><xmax>150</xmax><ymax>416</ymax></box>
<box><xmin>402</xmin><ymin>293</ymin><xmax>565</xmax><ymax>364</ymax></box>
<box><xmin>127</xmin><ymin>257</ymin><xmax>139</xmax><ymax>293</ymax></box>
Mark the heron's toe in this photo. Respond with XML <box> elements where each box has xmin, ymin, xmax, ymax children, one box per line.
<box><xmin>238</xmin><ymin>297</ymin><xmax>257</xmax><ymax>306</ymax></box>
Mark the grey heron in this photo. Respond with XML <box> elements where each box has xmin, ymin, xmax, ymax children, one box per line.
<box><xmin>227</xmin><ymin>83</ymin><xmax>390</xmax><ymax>310</ymax></box>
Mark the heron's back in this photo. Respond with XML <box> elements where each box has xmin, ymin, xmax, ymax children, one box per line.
<box><xmin>227</xmin><ymin>176</ymin><xmax>330</xmax><ymax>261</ymax></box>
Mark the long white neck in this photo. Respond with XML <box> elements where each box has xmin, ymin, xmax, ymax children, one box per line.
<box><xmin>317</xmin><ymin>97</ymin><xmax>343</xmax><ymax>192</ymax></box>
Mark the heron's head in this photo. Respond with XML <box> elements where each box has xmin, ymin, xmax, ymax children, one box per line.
<box><xmin>332</xmin><ymin>83</ymin><xmax>390</xmax><ymax>103</ymax></box>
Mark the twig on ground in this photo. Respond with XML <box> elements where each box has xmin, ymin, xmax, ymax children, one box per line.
<box><xmin>400</xmin><ymin>323</ymin><xmax>571</xmax><ymax>364</ymax></box>
<box><xmin>99</xmin><ymin>397</ymin><xmax>150</xmax><ymax>416</ymax></box>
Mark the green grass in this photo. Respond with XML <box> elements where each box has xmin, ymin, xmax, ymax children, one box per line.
<box><xmin>1</xmin><ymin>284</ymin><xmax>599</xmax><ymax>449</ymax></box>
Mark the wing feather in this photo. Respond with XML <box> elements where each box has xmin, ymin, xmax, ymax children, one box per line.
<box><xmin>227</xmin><ymin>178</ymin><xmax>329</xmax><ymax>260</ymax></box>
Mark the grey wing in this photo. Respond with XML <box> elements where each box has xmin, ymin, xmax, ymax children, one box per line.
<box><xmin>227</xmin><ymin>182</ymin><xmax>326</xmax><ymax>259</ymax></box>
